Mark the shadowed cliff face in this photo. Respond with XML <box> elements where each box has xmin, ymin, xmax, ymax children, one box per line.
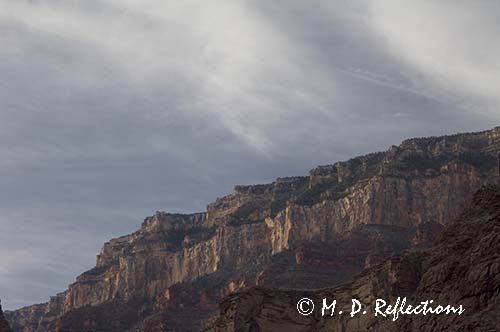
<box><xmin>207</xmin><ymin>185</ymin><xmax>500</xmax><ymax>332</ymax></box>
<box><xmin>6</xmin><ymin>127</ymin><xmax>500</xmax><ymax>332</ymax></box>
<box><xmin>0</xmin><ymin>304</ymin><xmax>12</xmax><ymax>332</ymax></box>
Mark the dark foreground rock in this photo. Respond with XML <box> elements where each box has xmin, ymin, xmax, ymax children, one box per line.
<box><xmin>0</xmin><ymin>303</ymin><xmax>12</xmax><ymax>332</ymax></box>
<box><xmin>207</xmin><ymin>185</ymin><xmax>500</xmax><ymax>332</ymax></box>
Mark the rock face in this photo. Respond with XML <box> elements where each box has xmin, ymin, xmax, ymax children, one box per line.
<box><xmin>208</xmin><ymin>185</ymin><xmax>500</xmax><ymax>332</ymax></box>
<box><xmin>0</xmin><ymin>303</ymin><xmax>13</xmax><ymax>332</ymax></box>
<box><xmin>6</xmin><ymin>127</ymin><xmax>500</xmax><ymax>332</ymax></box>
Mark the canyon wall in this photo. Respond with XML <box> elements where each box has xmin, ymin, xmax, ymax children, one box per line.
<box><xmin>6</xmin><ymin>127</ymin><xmax>500</xmax><ymax>331</ymax></box>
<box><xmin>208</xmin><ymin>185</ymin><xmax>500</xmax><ymax>332</ymax></box>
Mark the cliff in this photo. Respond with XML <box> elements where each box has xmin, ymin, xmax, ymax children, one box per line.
<box><xmin>0</xmin><ymin>303</ymin><xmax>12</xmax><ymax>332</ymax></box>
<box><xmin>207</xmin><ymin>185</ymin><xmax>500</xmax><ymax>332</ymax></box>
<box><xmin>6</xmin><ymin>127</ymin><xmax>500</xmax><ymax>331</ymax></box>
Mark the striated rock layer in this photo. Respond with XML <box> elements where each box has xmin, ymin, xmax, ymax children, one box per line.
<box><xmin>208</xmin><ymin>185</ymin><xmax>500</xmax><ymax>332</ymax></box>
<box><xmin>6</xmin><ymin>127</ymin><xmax>500</xmax><ymax>331</ymax></box>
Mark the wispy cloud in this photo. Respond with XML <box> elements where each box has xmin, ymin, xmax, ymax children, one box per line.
<box><xmin>368</xmin><ymin>0</ymin><xmax>500</xmax><ymax>114</ymax></box>
<box><xmin>0</xmin><ymin>0</ymin><xmax>498</xmax><ymax>309</ymax></box>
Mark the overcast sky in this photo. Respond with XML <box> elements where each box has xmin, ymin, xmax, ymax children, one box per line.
<box><xmin>0</xmin><ymin>0</ymin><xmax>499</xmax><ymax>310</ymax></box>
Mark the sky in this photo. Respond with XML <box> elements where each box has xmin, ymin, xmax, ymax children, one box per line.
<box><xmin>0</xmin><ymin>0</ymin><xmax>499</xmax><ymax>310</ymax></box>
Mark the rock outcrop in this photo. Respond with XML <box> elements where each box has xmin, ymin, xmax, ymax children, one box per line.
<box><xmin>207</xmin><ymin>185</ymin><xmax>500</xmax><ymax>332</ymax></box>
<box><xmin>6</xmin><ymin>127</ymin><xmax>500</xmax><ymax>331</ymax></box>
<box><xmin>0</xmin><ymin>303</ymin><xmax>12</xmax><ymax>332</ymax></box>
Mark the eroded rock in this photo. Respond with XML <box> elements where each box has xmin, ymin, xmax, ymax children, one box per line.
<box><xmin>6</xmin><ymin>128</ymin><xmax>500</xmax><ymax>331</ymax></box>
